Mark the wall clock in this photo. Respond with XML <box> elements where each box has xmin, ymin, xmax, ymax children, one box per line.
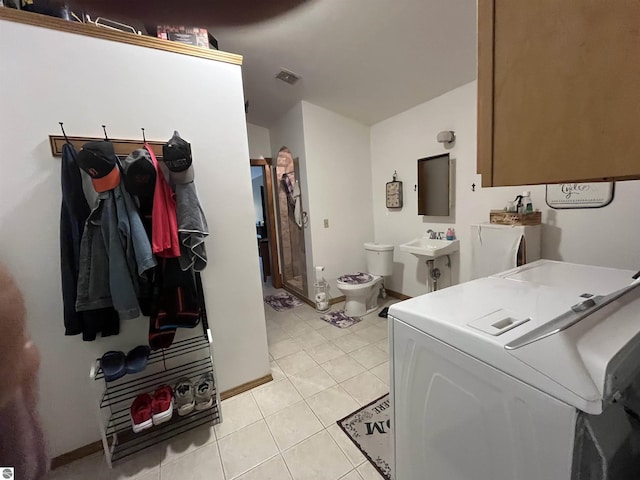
<box><xmin>386</xmin><ymin>172</ymin><xmax>403</xmax><ymax>208</ymax></box>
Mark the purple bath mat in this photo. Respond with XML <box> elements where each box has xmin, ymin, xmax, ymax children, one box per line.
<box><xmin>264</xmin><ymin>292</ymin><xmax>304</xmax><ymax>312</ymax></box>
<box><xmin>320</xmin><ymin>310</ymin><xmax>362</xmax><ymax>329</ymax></box>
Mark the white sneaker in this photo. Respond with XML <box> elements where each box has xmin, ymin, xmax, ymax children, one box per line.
<box><xmin>174</xmin><ymin>378</ymin><xmax>196</xmax><ymax>416</ymax></box>
<box><xmin>194</xmin><ymin>373</ymin><xmax>214</xmax><ymax>411</ymax></box>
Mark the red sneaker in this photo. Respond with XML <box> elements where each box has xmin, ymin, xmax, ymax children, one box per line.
<box><xmin>130</xmin><ymin>393</ymin><xmax>153</xmax><ymax>433</ymax></box>
<box><xmin>151</xmin><ymin>385</ymin><xmax>174</xmax><ymax>425</ymax></box>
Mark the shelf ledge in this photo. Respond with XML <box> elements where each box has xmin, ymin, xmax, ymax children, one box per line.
<box><xmin>0</xmin><ymin>8</ymin><xmax>243</xmax><ymax>66</ymax></box>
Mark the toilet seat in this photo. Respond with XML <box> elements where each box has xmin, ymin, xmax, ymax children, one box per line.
<box><xmin>337</xmin><ymin>273</ymin><xmax>379</xmax><ymax>291</ymax></box>
<box><xmin>337</xmin><ymin>272</ymin><xmax>374</xmax><ymax>285</ymax></box>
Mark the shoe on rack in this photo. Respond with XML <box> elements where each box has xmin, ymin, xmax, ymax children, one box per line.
<box><xmin>130</xmin><ymin>393</ymin><xmax>153</xmax><ymax>433</ymax></box>
<box><xmin>151</xmin><ymin>385</ymin><xmax>174</xmax><ymax>425</ymax></box>
<box><xmin>194</xmin><ymin>373</ymin><xmax>214</xmax><ymax>411</ymax></box>
<box><xmin>100</xmin><ymin>351</ymin><xmax>127</xmax><ymax>382</ymax></box>
<box><xmin>174</xmin><ymin>378</ymin><xmax>195</xmax><ymax>416</ymax></box>
<box><xmin>126</xmin><ymin>345</ymin><xmax>151</xmax><ymax>374</ymax></box>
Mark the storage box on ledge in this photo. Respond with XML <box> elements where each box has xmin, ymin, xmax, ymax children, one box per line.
<box><xmin>489</xmin><ymin>210</ymin><xmax>541</xmax><ymax>226</ymax></box>
<box><xmin>157</xmin><ymin>26</ymin><xmax>217</xmax><ymax>49</ymax></box>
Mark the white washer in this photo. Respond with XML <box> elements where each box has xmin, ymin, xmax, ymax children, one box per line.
<box><xmin>470</xmin><ymin>223</ymin><xmax>541</xmax><ymax>279</ymax></box>
<box><xmin>389</xmin><ymin>260</ymin><xmax>640</xmax><ymax>480</ymax></box>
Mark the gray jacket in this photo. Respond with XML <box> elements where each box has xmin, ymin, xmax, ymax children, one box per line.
<box><xmin>176</xmin><ymin>182</ymin><xmax>209</xmax><ymax>272</ymax></box>
<box><xmin>76</xmin><ymin>183</ymin><xmax>156</xmax><ymax>320</ymax></box>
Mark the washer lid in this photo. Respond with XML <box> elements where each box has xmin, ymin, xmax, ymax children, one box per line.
<box><xmin>492</xmin><ymin>260</ymin><xmax>635</xmax><ymax>294</ymax></box>
<box><xmin>389</xmin><ymin>260</ymin><xmax>640</xmax><ymax>414</ymax></box>
<box><xmin>364</xmin><ymin>242</ymin><xmax>394</xmax><ymax>252</ymax></box>
<box><xmin>338</xmin><ymin>272</ymin><xmax>374</xmax><ymax>285</ymax></box>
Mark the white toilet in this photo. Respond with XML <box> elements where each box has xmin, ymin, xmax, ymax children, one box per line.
<box><xmin>337</xmin><ymin>242</ymin><xmax>394</xmax><ymax>317</ymax></box>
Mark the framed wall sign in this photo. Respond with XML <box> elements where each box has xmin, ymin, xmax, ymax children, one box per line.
<box><xmin>545</xmin><ymin>182</ymin><xmax>615</xmax><ymax>209</ymax></box>
<box><xmin>386</xmin><ymin>180</ymin><xmax>403</xmax><ymax>208</ymax></box>
<box><xmin>386</xmin><ymin>171</ymin><xmax>403</xmax><ymax>209</ymax></box>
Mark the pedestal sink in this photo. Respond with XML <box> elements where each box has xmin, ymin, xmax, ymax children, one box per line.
<box><xmin>399</xmin><ymin>237</ymin><xmax>459</xmax><ymax>260</ymax></box>
<box><xmin>401</xmin><ymin>237</ymin><xmax>459</xmax><ymax>292</ymax></box>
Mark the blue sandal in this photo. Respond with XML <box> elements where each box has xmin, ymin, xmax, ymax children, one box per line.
<box><xmin>100</xmin><ymin>351</ymin><xmax>126</xmax><ymax>382</ymax></box>
<box><xmin>101</xmin><ymin>345</ymin><xmax>151</xmax><ymax>381</ymax></box>
<box><xmin>126</xmin><ymin>345</ymin><xmax>151</xmax><ymax>374</ymax></box>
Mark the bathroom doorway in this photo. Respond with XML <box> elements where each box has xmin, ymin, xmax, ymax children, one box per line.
<box><xmin>250</xmin><ymin>158</ymin><xmax>282</xmax><ymax>289</ymax></box>
<box><xmin>274</xmin><ymin>147</ymin><xmax>308</xmax><ymax>298</ymax></box>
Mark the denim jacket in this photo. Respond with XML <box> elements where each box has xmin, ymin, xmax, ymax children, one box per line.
<box><xmin>76</xmin><ymin>182</ymin><xmax>156</xmax><ymax>320</ymax></box>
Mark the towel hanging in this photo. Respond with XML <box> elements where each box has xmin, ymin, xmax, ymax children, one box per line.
<box><xmin>281</xmin><ymin>173</ymin><xmax>296</xmax><ymax>207</ymax></box>
<box><xmin>293</xmin><ymin>180</ymin><xmax>302</xmax><ymax>228</ymax></box>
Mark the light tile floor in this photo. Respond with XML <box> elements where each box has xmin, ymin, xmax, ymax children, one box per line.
<box><xmin>48</xmin><ymin>285</ymin><xmax>397</xmax><ymax>480</ymax></box>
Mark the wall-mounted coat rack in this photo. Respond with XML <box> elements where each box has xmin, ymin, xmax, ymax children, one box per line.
<box><xmin>51</xmin><ymin>128</ymin><xmax>221</xmax><ymax>467</ymax></box>
<box><xmin>49</xmin><ymin>135</ymin><xmax>165</xmax><ymax>158</ymax></box>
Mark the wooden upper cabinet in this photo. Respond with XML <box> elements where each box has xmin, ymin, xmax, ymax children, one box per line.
<box><xmin>477</xmin><ymin>0</ymin><xmax>640</xmax><ymax>187</ymax></box>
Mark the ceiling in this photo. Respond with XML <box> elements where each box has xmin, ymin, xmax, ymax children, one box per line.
<box><xmin>214</xmin><ymin>0</ymin><xmax>477</xmax><ymax>128</ymax></box>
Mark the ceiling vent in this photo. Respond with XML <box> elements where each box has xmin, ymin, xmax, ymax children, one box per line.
<box><xmin>275</xmin><ymin>69</ymin><xmax>301</xmax><ymax>85</ymax></box>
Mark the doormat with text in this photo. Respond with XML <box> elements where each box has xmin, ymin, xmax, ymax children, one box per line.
<box><xmin>337</xmin><ymin>393</ymin><xmax>392</xmax><ymax>480</ymax></box>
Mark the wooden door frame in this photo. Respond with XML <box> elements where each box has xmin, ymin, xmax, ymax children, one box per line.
<box><xmin>250</xmin><ymin>158</ymin><xmax>282</xmax><ymax>288</ymax></box>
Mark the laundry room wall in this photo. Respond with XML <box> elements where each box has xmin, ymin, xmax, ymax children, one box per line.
<box><xmin>371</xmin><ymin>81</ymin><xmax>640</xmax><ymax>297</ymax></box>
<box><xmin>0</xmin><ymin>19</ymin><xmax>269</xmax><ymax>457</ymax></box>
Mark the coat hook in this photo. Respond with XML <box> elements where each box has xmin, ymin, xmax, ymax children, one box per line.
<box><xmin>392</xmin><ymin>170</ymin><xmax>398</xmax><ymax>181</ymax></box>
<box><xmin>471</xmin><ymin>183</ymin><xmax>476</xmax><ymax>192</ymax></box>
<box><xmin>59</xmin><ymin>122</ymin><xmax>70</xmax><ymax>143</ymax></box>
<box><xmin>141</xmin><ymin>127</ymin><xmax>146</xmax><ymax>143</ymax></box>
<box><xmin>102</xmin><ymin>125</ymin><xmax>109</xmax><ymax>141</ymax></box>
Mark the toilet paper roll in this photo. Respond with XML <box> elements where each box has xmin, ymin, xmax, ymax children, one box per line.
<box><xmin>315</xmin><ymin>266</ymin><xmax>325</xmax><ymax>283</ymax></box>
<box><xmin>315</xmin><ymin>293</ymin><xmax>326</xmax><ymax>302</ymax></box>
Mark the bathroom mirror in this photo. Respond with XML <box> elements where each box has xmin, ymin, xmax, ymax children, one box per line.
<box><xmin>417</xmin><ymin>153</ymin><xmax>450</xmax><ymax>216</ymax></box>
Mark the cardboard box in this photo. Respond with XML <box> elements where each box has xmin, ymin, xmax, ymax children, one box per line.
<box><xmin>157</xmin><ymin>26</ymin><xmax>209</xmax><ymax>49</ymax></box>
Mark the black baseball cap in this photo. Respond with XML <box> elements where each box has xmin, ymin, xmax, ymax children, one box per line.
<box><xmin>76</xmin><ymin>141</ymin><xmax>120</xmax><ymax>192</ymax></box>
<box><xmin>123</xmin><ymin>148</ymin><xmax>156</xmax><ymax>198</ymax></box>
<box><xmin>162</xmin><ymin>131</ymin><xmax>194</xmax><ymax>184</ymax></box>
<box><xmin>162</xmin><ymin>131</ymin><xmax>192</xmax><ymax>172</ymax></box>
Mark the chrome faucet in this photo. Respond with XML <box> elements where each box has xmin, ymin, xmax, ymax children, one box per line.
<box><xmin>426</xmin><ymin>229</ymin><xmax>436</xmax><ymax>239</ymax></box>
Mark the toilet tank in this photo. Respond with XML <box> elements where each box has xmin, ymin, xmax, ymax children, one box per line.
<box><xmin>364</xmin><ymin>242</ymin><xmax>394</xmax><ymax>276</ymax></box>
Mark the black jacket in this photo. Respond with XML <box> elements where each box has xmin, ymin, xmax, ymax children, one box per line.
<box><xmin>59</xmin><ymin>142</ymin><xmax>119</xmax><ymax>340</ymax></box>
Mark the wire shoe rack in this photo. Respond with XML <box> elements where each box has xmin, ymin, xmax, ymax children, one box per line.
<box><xmin>90</xmin><ymin>329</ymin><xmax>221</xmax><ymax>467</ymax></box>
